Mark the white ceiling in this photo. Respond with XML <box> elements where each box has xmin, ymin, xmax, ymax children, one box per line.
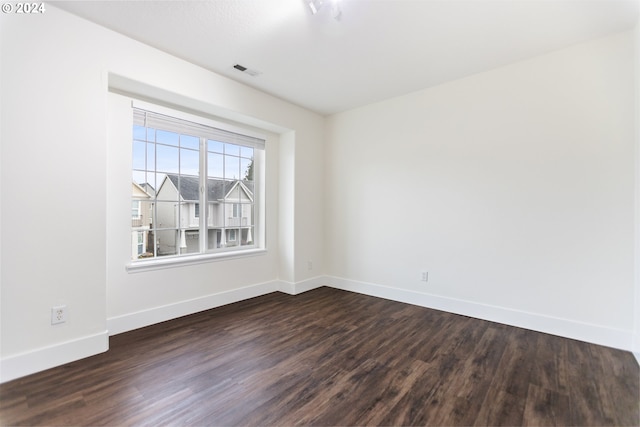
<box><xmin>55</xmin><ymin>0</ymin><xmax>639</xmax><ymax>116</ymax></box>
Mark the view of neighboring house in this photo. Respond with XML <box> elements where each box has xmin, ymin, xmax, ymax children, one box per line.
<box><xmin>131</xmin><ymin>182</ymin><xmax>153</xmax><ymax>259</ymax></box>
<box><xmin>152</xmin><ymin>174</ymin><xmax>254</xmax><ymax>256</ymax></box>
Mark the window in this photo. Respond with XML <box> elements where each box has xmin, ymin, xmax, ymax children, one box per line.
<box><xmin>131</xmin><ymin>104</ymin><xmax>264</xmax><ymax>262</ymax></box>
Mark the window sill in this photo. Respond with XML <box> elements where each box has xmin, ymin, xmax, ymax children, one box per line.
<box><xmin>126</xmin><ymin>248</ymin><xmax>267</xmax><ymax>273</ymax></box>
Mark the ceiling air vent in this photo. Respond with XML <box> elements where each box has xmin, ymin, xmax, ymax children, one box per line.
<box><xmin>233</xmin><ymin>64</ymin><xmax>261</xmax><ymax>77</ymax></box>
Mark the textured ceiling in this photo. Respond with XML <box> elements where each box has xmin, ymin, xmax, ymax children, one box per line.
<box><xmin>55</xmin><ymin>0</ymin><xmax>639</xmax><ymax>115</ymax></box>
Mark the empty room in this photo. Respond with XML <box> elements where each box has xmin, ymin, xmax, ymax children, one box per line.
<box><xmin>1</xmin><ymin>0</ymin><xmax>639</xmax><ymax>425</ymax></box>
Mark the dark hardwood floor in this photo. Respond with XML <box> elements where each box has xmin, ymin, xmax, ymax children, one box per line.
<box><xmin>1</xmin><ymin>287</ymin><xmax>638</xmax><ymax>426</ymax></box>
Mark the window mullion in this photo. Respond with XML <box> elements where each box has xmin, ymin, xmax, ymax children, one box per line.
<box><xmin>199</xmin><ymin>136</ymin><xmax>207</xmax><ymax>253</ymax></box>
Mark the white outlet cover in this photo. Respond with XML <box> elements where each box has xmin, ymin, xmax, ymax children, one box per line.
<box><xmin>51</xmin><ymin>305</ymin><xmax>66</xmax><ymax>324</ymax></box>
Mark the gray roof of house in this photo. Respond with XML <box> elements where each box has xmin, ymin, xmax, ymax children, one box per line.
<box><xmin>165</xmin><ymin>174</ymin><xmax>253</xmax><ymax>202</ymax></box>
<box><xmin>140</xmin><ymin>183</ymin><xmax>156</xmax><ymax>196</ymax></box>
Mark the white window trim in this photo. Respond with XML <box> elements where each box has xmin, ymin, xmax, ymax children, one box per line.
<box><xmin>126</xmin><ymin>248</ymin><xmax>267</xmax><ymax>273</ymax></box>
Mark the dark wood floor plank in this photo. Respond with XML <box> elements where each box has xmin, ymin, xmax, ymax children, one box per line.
<box><xmin>0</xmin><ymin>287</ymin><xmax>637</xmax><ymax>426</ymax></box>
<box><xmin>523</xmin><ymin>383</ymin><xmax>571</xmax><ymax>426</ymax></box>
<box><xmin>420</xmin><ymin>325</ymin><xmax>507</xmax><ymax>426</ymax></box>
<box><xmin>530</xmin><ymin>333</ymin><xmax>569</xmax><ymax>394</ymax></box>
<box><xmin>567</xmin><ymin>340</ymin><xmax>615</xmax><ymax>426</ymax></box>
<box><xmin>357</xmin><ymin>358</ymin><xmax>433</xmax><ymax>426</ymax></box>
<box><xmin>474</xmin><ymin>388</ymin><xmax>525</xmax><ymax>426</ymax></box>
<box><xmin>374</xmin><ymin>362</ymin><xmax>446</xmax><ymax>426</ymax></box>
<box><xmin>579</xmin><ymin>342</ymin><xmax>640</xmax><ymax>426</ymax></box>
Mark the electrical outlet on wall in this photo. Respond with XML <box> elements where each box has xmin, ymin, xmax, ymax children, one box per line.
<box><xmin>421</xmin><ymin>271</ymin><xmax>429</xmax><ymax>282</ymax></box>
<box><xmin>51</xmin><ymin>305</ymin><xmax>67</xmax><ymax>325</ymax></box>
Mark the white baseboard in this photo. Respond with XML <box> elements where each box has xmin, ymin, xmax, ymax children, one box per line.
<box><xmin>277</xmin><ymin>275</ymin><xmax>326</xmax><ymax>295</ymax></box>
<box><xmin>0</xmin><ymin>331</ymin><xmax>108</xmax><ymax>384</ymax></box>
<box><xmin>107</xmin><ymin>280</ymin><xmax>280</xmax><ymax>335</ymax></box>
<box><xmin>326</xmin><ymin>276</ymin><xmax>635</xmax><ymax>352</ymax></box>
<box><xmin>4</xmin><ymin>275</ymin><xmax>634</xmax><ymax>384</ymax></box>
<box><xmin>109</xmin><ymin>277</ymin><xmax>328</xmax><ymax>335</ymax></box>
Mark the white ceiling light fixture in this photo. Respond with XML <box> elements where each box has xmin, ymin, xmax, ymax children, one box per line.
<box><xmin>331</xmin><ymin>0</ymin><xmax>342</xmax><ymax>21</ymax></box>
<box><xmin>308</xmin><ymin>0</ymin><xmax>323</xmax><ymax>15</ymax></box>
<box><xmin>307</xmin><ymin>0</ymin><xmax>341</xmax><ymax>21</ymax></box>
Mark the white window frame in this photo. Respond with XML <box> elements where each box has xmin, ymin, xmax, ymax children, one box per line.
<box><xmin>127</xmin><ymin>100</ymin><xmax>266</xmax><ymax>272</ymax></box>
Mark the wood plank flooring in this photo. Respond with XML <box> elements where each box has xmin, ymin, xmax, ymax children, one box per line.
<box><xmin>1</xmin><ymin>287</ymin><xmax>638</xmax><ymax>426</ymax></box>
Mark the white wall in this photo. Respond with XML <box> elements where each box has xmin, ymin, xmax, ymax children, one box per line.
<box><xmin>634</xmin><ymin>22</ymin><xmax>640</xmax><ymax>363</ymax></box>
<box><xmin>0</xmin><ymin>6</ymin><xmax>324</xmax><ymax>381</ymax></box>
<box><xmin>326</xmin><ymin>30</ymin><xmax>637</xmax><ymax>349</ymax></box>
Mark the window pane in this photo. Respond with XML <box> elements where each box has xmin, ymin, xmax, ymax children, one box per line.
<box><xmin>137</xmin><ymin>232</ymin><xmax>144</xmax><ymax>254</ymax></box>
<box><xmin>240</xmin><ymin>146</ymin><xmax>253</xmax><ymax>158</ymax></box>
<box><xmin>156</xmin><ymin>145</ymin><xmax>179</xmax><ymax>174</ymax></box>
<box><xmin>146</xmin><ymin>128</ymin><xmax>156</xmax><ymax>141</ymax></box>
<box><xmin>243</xmin><ymin>181</ymin><xmax>255</xmax><ymax>201</ymax></box>
<box><xmin>156</xmin><ymin>229</ymin><xmax>178</xmax><ymax>256</ymax></box>
<box><xmin>225</xmin><ymin>143</ymin><xmax>240</xmax><ymax>156</ymax></box>
<box><xmin>131</xmin><ymin>200</ymin><xmax>141</xmax><ymax>218</ymax></box>
<box><xmin>180</xmin><ymin>148</ymin><xmax>199</xmax><ymax>176</ymax></box>
<box><xmin>155</xmin><ymin>200</ymin><xmax>179</xmax><ymax>225</ymax></box>
<box><xmin>184</xmin><ymin>230</ymin><xmax>200</xmax><ymax>254</ymax></box>
<box><xmin>181</xmin><ymin>134</ymin><xmax>199</xmax><ymax>150</ymax></box>
<box><xmin>208</xmin><ymin>140</ymin><xmax>224</xmax><ymax>153</ymax></box>
<box><xmin>224</xmin><ymin>202</ymin><xmax>242</xmax><ymax>227</ymax></box>
<box><xmin>242</xmin><ymin>227</ymin><xmax>254</xmax><ymax>246</ymax></box>
<box><xmin>225</xmin><ymin>156</ymin><xmax>240</xmax><ymax>180</ymax></box>
<box><xmin>206</xmin><ymin>180</ymin><xmax>223</xmax><ymax>205</ymax></box>
<box><xmin>146</xmin><ymin>173</ymin><xmax>160</xmax><ymax>193</ymax></box>
<box><xmin>133</xmin><ymin>125</ymin><xmax>146</xmax><ymax>141</ymax></box>
<box><xmin>240</xmin><ymin>157</ymin><xmax>252</xmax><ymax>181</ymax></box>
<box><xmin>208</xmin><ymin>153</ymin><xmax>224</xmax><ymax>178</ymax></box>
<box><xmin>243</xmin><ymin>202</ymin><xmax>253</xmax><ymax>226</ymax></box>
<box><xmin>207</xmin><ymin>228</ymin><xmax>219</xmax><ymax>250</ymax></box>
<box><xmin>156</xmin><ymin>129</ymin><xmax>179</xmax><ymax>146</ymax></box>
<box><xmin>146</xmin><ymin>143</ymin><xmax>155</xmax><ymax>171</ymax></box>
<box><xmin>132</xmin><ymin>232</ymin><xmax>145</xmax><ymax>260</ymax></box>
<box><xmin>132</xmin><ymin>141</ymin><xmax>146</xmax><ymax>170</ymax></box>
<box><xmin>132</xmin><ymin>170</ymin><xmax>146</xmax><ymax>187</ymax></box>
<box><xmin>177</xmin><ymin>201</ymin><xmax>197</xmax><ymax>228</ymax></box>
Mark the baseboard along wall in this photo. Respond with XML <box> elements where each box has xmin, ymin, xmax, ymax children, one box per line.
<box><xmin>0</xmin><ymin>331</ymin><xmax>109</xmax><ymax>384</ymax></box>
<box><xmin>325</xmin><ymin>276</ymin><xmax>636</xmax><ymax>353</ymax></box>
<box><xmin>2</xmin><ymin>274</ymin><xmax>637</xmax><ymax>383</ymax></box>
